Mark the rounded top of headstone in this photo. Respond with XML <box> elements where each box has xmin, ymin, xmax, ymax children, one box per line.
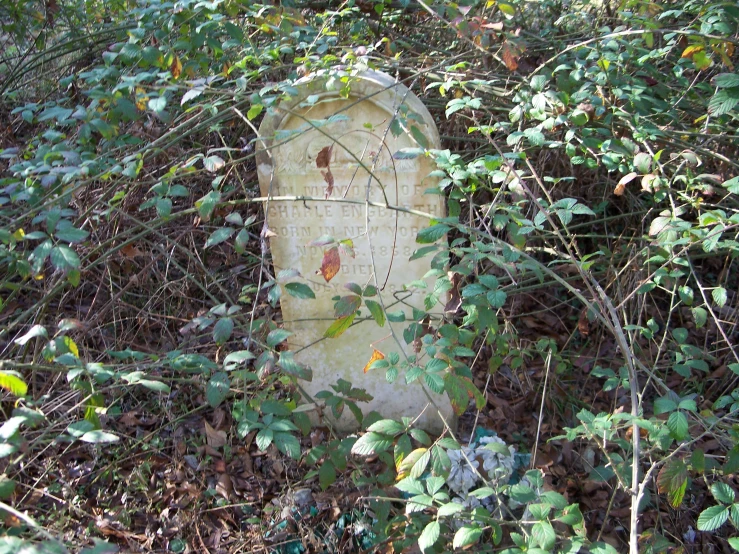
<box><xmin>256</xmin><ymin>69</ymin><xmax>439</xmax><ymax>173</ymax></box>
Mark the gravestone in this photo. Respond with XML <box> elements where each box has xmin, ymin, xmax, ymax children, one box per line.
<box><xmin>257</xmin><ymin>70</ymin><xmax>454</xmax><ymax>433</ymax></box>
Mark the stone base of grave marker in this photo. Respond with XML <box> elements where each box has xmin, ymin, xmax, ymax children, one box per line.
<box><xmin>256</xmin><ymin>70</ymin><xmax>455</xmax><ymax>434</ymax></box>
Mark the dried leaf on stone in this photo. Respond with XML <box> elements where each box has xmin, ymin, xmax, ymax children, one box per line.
<box><xmin>320</xmin><ymin>246</ymin><xmax>340</xmax><ymax>282</ymax></box>
<box><xmin>321</xmin><ymin>168</ymin><xmax>335</xmax><ymax>198</ymax></box>
<box><xmin>363</xmin><ymin>349</ymin><xmax>385</xmax><ymax>373</ymax></box>
<box><xmin>315</xmin><ymin>145</ymin><xmax>333</xmax><ymax>168</ymax></box>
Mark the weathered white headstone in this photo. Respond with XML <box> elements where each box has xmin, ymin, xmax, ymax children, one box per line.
<box><xmin>257</xmin><ymin>70</ymin><xmax>454</xmax><ymax>433</ymax></box>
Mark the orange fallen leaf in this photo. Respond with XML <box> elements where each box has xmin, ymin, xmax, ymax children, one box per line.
<box><xmin>320</xmin><ymin>246</ymin><xmax>340</xmax><ymax>282</ymax></box>
<box><xmin>363</xmin><ymin>348</ymin><xmax>385</xmax><ymax>373</ymax></box>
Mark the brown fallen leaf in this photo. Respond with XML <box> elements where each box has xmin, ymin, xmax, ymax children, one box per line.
<box><xmin>320</xmin><ymin>246</ymin><xmax>340</xmax><ymax>282</ymax></box>
<box><xmin>363</xmin><ymin>349</ymin><xmax>385</xmax><ymax>373</ymax></box>
<box><xmin>321</xmin><ymin>168</ymin><xmax>335</xmax><ymax>198</ymax></box>
<box><xmin>204</xmin><ymin>421</ymin><xmax>227</xmax><ymax>449</ymax></box>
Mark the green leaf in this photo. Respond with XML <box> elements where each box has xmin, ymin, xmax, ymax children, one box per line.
<box><xmin>224</xmin><ymin>350</ymin><xmax>255</xmax><ymax>369</ymax></box>
<box><xmin>267</xmin><ymin>329</ymin><xmax>292</xmax><ymax>348</ymax></box>
<box><xmin>657</xmin><ymin>458</ymin><xmax>688</xmax><ymax>508</ymax></box>
<box><xmin>727</xmin><ymin>537</ymin><xmax>739</xmax><ymax>551</ymax></box>
<box><xmin>366</xmin><ymin>419</ymin><xmax>405</xmax><ymax>435</ymax></box>
<box><xmin>319</xmin><ymin>460</ymin><xmax>336</xmax><ymax>490</ymax></box>
<box><xmin>351</xmin><ymin>432</ymin><xmax>392</xmax><ymax>456</ymax></box>
<box><xmin>666</xmin><ymin>411</ymin><xmax>688</xmax><ymax>440</ymax></box>
<box><xmin>711</xmin><ymin>482</ymin><xmax>736</xmax><ymax>504</ymax></box>
<box><xmin>206</xmin><ymin>372</ymin><xmax>230</xmax><ymax>408</ymax></box>
<box><xmin>205</xmin><ymin>227</ymin><xmax>235</xmax><ymax>248</ymax></box>
<box><xmin>213</xmin><ymin>318</ymin><xmax>234</xmax><ymax>345</ymax></box>
<box><xmin>532</xmin><ymin>521</ymin><xmax>556</xmax><ymax>550</ymax></box>
<box><xmin>0</xmin><ymin>372</ymin><xmax>28</xmax><ymax>397</ymax></box>
<box><xmin>50</xmin><ymin>245</ymin><xmax>80</xmax><ymax>271</ymax></box>
<box><xmin>437</xmin><ymin>502</ymin><xmax>464</xmax><ymax>517</ymax></box>
<box><xmin>410</xmin><ymin>125</ymin><xmax>429</xmax><ymax>149</ymax></box>
<box><xmin>55</xmin><ymin>221</ymin><xmax>89</xmax><ymax>243</ymax></box>
<box><xmin>418</xmin><ymin>520</ymin><xmax>440</xmax><ymax>552</ymax></box>
<box><xmin>714</xmin><ymin>73</ymin><xmax>739</xmax><ymax>88</ymax></box>
<box><xmin>486</xmin><ymin>289</ymin><xmax>507</xmax><ymax>308</ymax></box>
<box><xmin>324</xmin><ymin>313</ymin><xmax>356</xmax><ymax>338</ymax></box>
<box><xmin>0</xmin><ymin>475</ymin><xmax>16</xmax><ymax>500</ymax></box>
<box><xmin>148</xmin><ymin>96</ymin><xmax>167</xmax><ymax>112</ymax></box>
<box><xmin>416</xmin><ymin>224</ymin><xmax>451</xmax><ymax>244</ymax></box>
<box><xmin>284</xmin><ymin>282</ymin><xmax>316</xmax><ymax>299</ymax></box>
<box><xmin>395</xmin><ymin>477</ymin><xmax>425</xmax><ymax>495</ymax></box>
<box><xmin>453</xmin><ymin>525</ymin><xmax>482</xmax><ymax>549</ymax></box>
<box><xmin>697</xmin><ymin>505</ymin><xmax>729</xmax><ymax>531</ymax></box>
<box><xmin>712</xmin><ymin>287</ymin><xmax>727</xmax><ymax>307</ymax></box>
<box><xmin>274</xmin><ymin>432</ymin><xmax>301</xmax><ymax>459</ymax></box>
<box><xmin>365</xmin><ymin>299</ymin><xmax>385</xmax><ymax>327</ymax></box>
<box><xmin>80</xmin><ymin>430</ymin><xmax>120</xmax><ymax>444</ymax></box>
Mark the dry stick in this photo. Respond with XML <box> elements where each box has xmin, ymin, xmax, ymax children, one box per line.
<box><xmin>530</xmin><ymin>347</ymin><xmax>552</xmax><ymax>470</ymax></box>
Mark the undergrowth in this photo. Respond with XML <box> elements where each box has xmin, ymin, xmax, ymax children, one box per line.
<box><xmin>0</xmin><ymin>0</ymin><xmax>738</xmax><ymax>553</ymax></box>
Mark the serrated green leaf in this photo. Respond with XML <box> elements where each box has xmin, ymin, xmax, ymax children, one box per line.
<box><xmin>318</xmin><ymin>460</ymin><xmax>336</xmax><ymax>490</ymax></box>
<box><xmin>666</xmin><ymin>411</ymin><xmax>688</xmax><ymax>440</ymax></box>
<box><xmin>285</xmin><ymin>282</ymin><xmax>316</xmax><ymax>299</ymax></box>
<box><xmin>274</xmin><ymin>431</ymin><xmax>301</xmax><ymax>459</ymax></box>
<box><xmin>410</xmin><ymin>125</ymin><xmax>429</xmax><ymax>149</ymax></box>
<box><xmin>351</xmin><ymin>432</ymin><xmax>392</xmax><ymax>456</ymax></box>
<box><xmin>203</xmin><ymin>155</ymin><xmax>226</xmax><ymax>172</ymax></box>
<box><xmin>0</xmin><ymin>372</ymin><xmax>27</xmax><ymax>397</ymax></box>
<box><xmin>55</xmin><ymin>221</ymin><xmax>89</xmax><ymax>243</ymax></box>
<box><xmin>418</xmin><ymin>520</ymin><xmax>440</xmax><ymax>552</ymax></box>
<box><xmin>532</xmin><ymin>521</ymin><xmax>556</xmax><ymax>550</ymax></box>
<box><xmin>213</xmin><ymin>318</ymin><xmax>234</xmax><ymax>345</ymax></box>
<box><xmin>713</xmin><ymin>286</ymin><xmax>727</xmax><ymax>307</ymax></box>
<box><xmin>324</xmin><ymin>313</ymin><xmax>356</xmax><ymax>338</ymax></box>
<box><xmin>205</xmin><ymin>227</ymin><xmax>235</xmax><ymax>249</ymax></box>
<box><xmin>50</xmin><ymin>245</ymin><xmax>80</xmax><ymax>271</ymax></box>
<box><xmin>267</xmin><ymin>328</ymin><xmax>292</xmax><ymax>348</ymax></box>
<box><xmin>437</xmin><ymin>502</ymin><xmax>464</xmax><ymax>517</ymax></box>
<box><xmin>365</xmin><ymin>299</ymin><xmax>385</xmax><ymax>327</ymax></box>
<box><xmin>453</xmin><ymin>525</ymin><xmax>482</xmax><ymax>549</ymax></box>
<box><xmin>711</xmin><ymin>482</ymin><xmax>736</xmax><ymax>504</ymax></box>
<box><xmin>206</xmin><ymin>372</ymin><xmax>230</xmax><ymax>408</ymax></box>
<box><xmin>367</xmin><ymin>419</ymin><xmax>405</xmax><ymax>435</ymax></box>
<box><xmin>416</xmin><ymin>224</ymin><xmax>450</xmax><ymax>244</ymax></box>
<box><xmin>697</xmin><ymin>505</ymin><xmax>729</xmax><ymax>531</ymax></box>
